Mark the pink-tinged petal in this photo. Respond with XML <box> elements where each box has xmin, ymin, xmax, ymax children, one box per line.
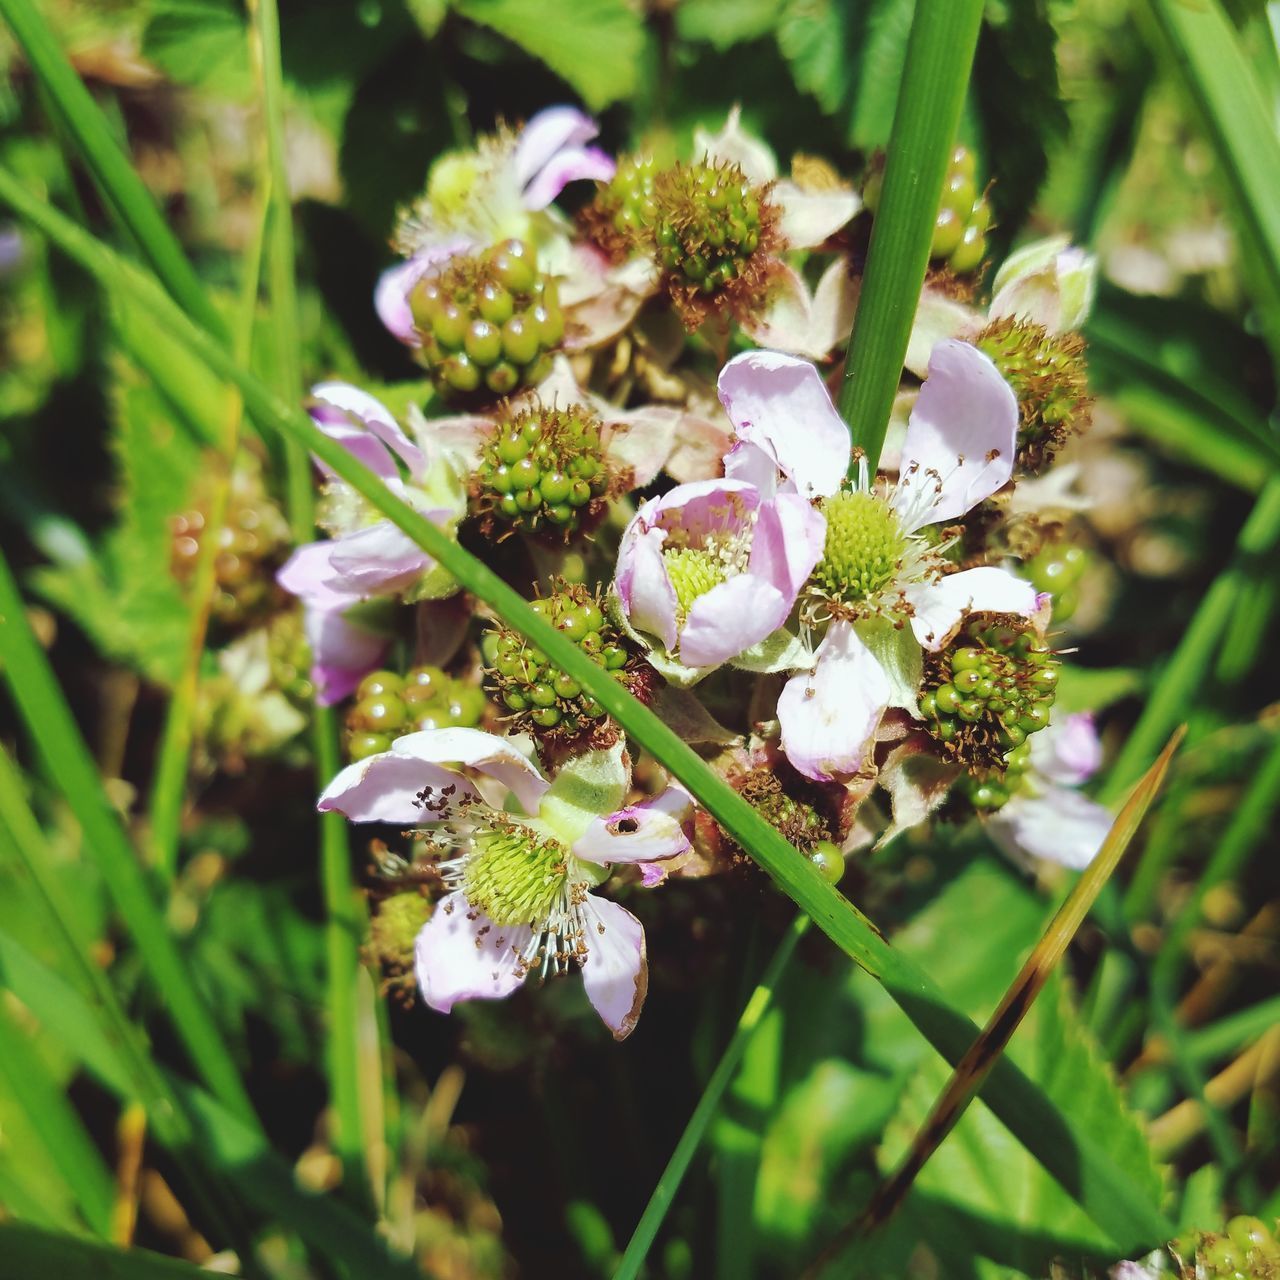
<box><xmin>374</xmin><ymin>240</ymin><xmax>476</xmax><ymax>345</ymax></box>
<box><xmin>304</xmin><ymin>606</ymin><xmax>388</xmax><ymax>707</ymax></box>
<box><xmin>989</xmin><ymin>786</ymin><xmax>1113</xmax><ymax>870</ymax></box>
<box><xmin>317</xmin><ymin>752</ymin><xmax>480</xmax><ymax>824</ymax></box>
<box><xmin>679</xmin><ymin>575</ymin><xmax>789</xmax><ymax>669</ymax></box>
<box><xmin>748</xmin><ymin>492</ymin><xmax>828</xmax><ymax>604</ymax></box>
<box><xmin>311</xmin><ymin>381</ymin><xmax>426</xmax><ymax>478</ymax></box>
<box><xmin>892</xmin><ymin>340</ymin><xmax>1019</xmax><ymax>532</ymax></box>
<box><xmin>876</xmin><ymin>733</ymin><xmax>961</xmax><ymax>847</ymax></box>
<box><xmin>771</xmin><ymin>180</ymin><xmax>859</xmax><ymax>249</ymax></box>
<box><xmin>513</xmin><ymin>107</ymin><xmax>602</xmax><ymax>195</ymax></box>
<box><xmin>389</xmin><ymin>727</ymin><xmax>549</xmax><ymax>814</ymax></box>
<box><xmin>573</xmin><ymin>787</ymin><xmax>693</xmax><ymax>866</ymax></box>
<box><xmin>905</xmin><ymin>566</ymin><xmax>1039</xmax><ymax>652</ymax></box>
<box><xmin>693</xmin><ymin>107</ymin><xmax>776</xmax><ymax>185</ymax></box>
<box><xmin>636</xmin><ymin>862</ymin><xmax>670</xmax><ymax>888</ymax></box>
<box><xmin>638</xmin><ymin>477</ymin><xmax>760</xmax><ymax>536</ymax></box>
<box><xmin>1030</xmin><ymin>713</ymin><xmax>1103</xmax><ymax>787</ymax></box>
<box><xmin>522</xmin><ymin>146</ymin><xmax>615</xmax><ymax>210</ymax></box>
<box><xmin>904</xmin><ymin>289</ymin><xmax>982</xmax><ymax>379</ymax></box>
<box><xmin>665</xmin><ymin>411</ymin><xmax>735</xmax><ymax>483</ymax></box>
<box><xmin>605</xmin><ymin>405</ymin><xmax>682</xmax><ymax>488</ymax></box>
<box><xmin>740</xmin><ymin>259</ymin><xmax>856</xmax><ymax>361</ymax></box>
<box><xmin>578</xmin><ymin>894</ymin><xmax>647</xmax><ymax>1040</ymax></box>
<box><xmin>278</xmin><ymin>542</ymin><xmax>363</xmax><ymax>611</ymax></box>
<box><xmin>778</xmin><ymin>621</ymin><xmax>891</xmax><ymax>782</ymax></box>
<box><xmin>723</xmin><ymin>439</ymin><xmax>783</xmax><ymax>496</ymax></box>
<box><xmin>717</xmin><ymin>350</ymin><xmax>850</xmax><ymax>500</ymax></box>
<box><xmin>325</xmin><ymin>522</ymin><xmax>432</xmax><ymax>598</ymax></box>
<box><xmin>560</xmin><ymin>246</ymin><xmax>656</xmax><ymax>350</ymax></box>
<box><xmin>415</xmin><ymin>892</ymin><xmax>531</xmax><ymax>1012</ymax></box>
<box><xmin>616</xmin><ymin>522</ymin><xmax>679</xmax><ymax>651</ymax></box>
<box><xmin>989</xmin><ymin>237</ymin><xmax>1097</xmax><ymax>335</ymax></box>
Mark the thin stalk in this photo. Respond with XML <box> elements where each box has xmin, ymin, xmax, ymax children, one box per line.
<box><xmin>615</xmin><ymin>916</ymin><xmax>808</xmax><ymax>1280</ymax></box>
<box><xmin>838</xmin><ymin>0</ymin><xmax>984</xmax><ymax>471</ymax></box>
<box><xmin>0</xmin><ymin>170</ymin><xmax>1176</xmax><ymax>1251</ymax></box>
<box><xmin>0</xmin><ymin>0</ymin><xmax>223</xmax><ymax>339</ymax></box>
<box><xmin>0</xmin><ymin>550</ymin><xmax>257</xmax><ymax>1128</ymax></box>
<box><xmin>245</xmin><ymin>0</ymin><xmax>371</xmax><ymax>1201</ymax></box>
<box><xmin>148</xmin><ymin>199</ymin><xmax>267</xmax><ymax>879</ymax></box>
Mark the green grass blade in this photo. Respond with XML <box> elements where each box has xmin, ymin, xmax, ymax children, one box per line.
<box><xmin>838</xmin><ymin>0</ymin><xmax>985</xmax><ymax>471</ymax></box>
<box><xmin>0</xmin><ymin>168</ymin><xmax>1175</xmax><ymax>1252</ymax></box>
<box><xmin>0</xmin><ymin>1222</ymin><xmax>214</xmax><ymax>1280</ymax></box>
<box><xmin>0</xmin><ymin>0</ymin><xmax>223</xmax><ymax>340</ymax></box>
<box><xmin>244</xmin><ymin>0</ymin><xmax>373</xmax><ymax>1200</ymax></box>
<box><xmin>0</xmin><ymin>997</ymin><xmax>117</xmax><ymax>1237</ymax></box>
<box><xmin>615</xmin><ymin>916</ymin><xmax>809</xmax><ymax>1280</ymax></box>
<box><xmin>0</xmin><ymin>548</ymin><xmax>258</xmax><ymax>1129</ymax></box>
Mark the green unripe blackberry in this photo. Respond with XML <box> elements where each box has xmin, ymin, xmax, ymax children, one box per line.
<box><xmin>921</xmin><ymin>615</ymin><xmax>1060</xmax><ymax>771</ymax></box>
<box><xmin>367</xmin><ymin>890</ymin><xmax>432</xmax><ymax>996</ymax></box>
<box><xmin>343</xmin><ymin>665</ymin><xmax>484</xmax><ymax>760</ymax></box>
<box><xmin>808</xmin><ymin>839</ymin><xmax>845</xmax><ymax>884</ymax></box>
<box><xmin>976</xmin><ymin>315</ymin><xmax>1091</xmax><ymax>472</ymax></box>
<box><xmin>1026</xmin><ymin>541</ymin><xmax>1089</xmax><ymax>623</ymax></box>
<box><xmin>473</xmin><ymin>403</ymin><xmax>616</xmax><ymax>540</ymax></box>
<box><xmin>407</xmin><ymin>240</ymin><xmax>562</xmax><ymax>404</ymax></box>
<box><xmin>646</xmin><ymin>159</ymin><xmax>780</xmax><ymax>330</ymax></box>
<box><xmin>706</xmin><ymin>763</ymin><xmax>839</xmax><ymax>870</ymax></box>
<box><xmin>1165</xmin><ymin>1218</ymin><xmax>1280</xmax><ymax>1279</ymax></box>
<box><xmin>578</xmin><ymin>152</ymin><xmax>664</xmax><ymax>261</ymax></box>
<box><xmin>484</xmin><ymin>582</ymin><xmax>649</xmax><ymax>750</ymax></box>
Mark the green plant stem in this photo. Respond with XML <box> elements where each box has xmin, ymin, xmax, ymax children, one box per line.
<box><xmin>0</xmin><ymin>548</ymin><xmax>257</xmax><ymax>1128</ymax></box>
<box><xmin>0</xmin><ymin>1222</ymin><xmax>216</xmax><ymax>1280</ymax></box>
<box><xmin>838</xmin><ymin>0</ymin><xmax>984</xmax><ymax>471</ymax></box>
<box><xmin>245</xmin><ymin>0</ymin><xmax>371</xmax><ymax>1202</ymax></box>
<box><xmin>0</xmin><ymin>0</ymin><xmax>223</xmax><ymax>339</ymax></box>
<box><xmin>0</xmin><ymin>169</ymin><xmax>1175</xmax><ymax>1252</ymax></box>
<box><xmin>1101</xmin><ymin>477</ymin><xmax>1280</xmax><ymax>804</ymax></box>
<box><xmin>616</xmin><ymin>916</ymin><xmax>808</xmax><ymax>1280</ymax></box>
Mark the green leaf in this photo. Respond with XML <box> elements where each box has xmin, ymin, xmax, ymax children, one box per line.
<box><xmin>676</xmin><ymin>0</ymin><xmax>785</xmax><ymax>50</ymax></box>
<box><xmin>141</xmin><ymin>0</ymin><xmax>253</xmax><ymax>98</ymax></box>
<box><xmin>0</xmin><ymin>1222</ymin><xmax>215</xmax><ymax>1279</ymax></box>
<box><xmin>878</xmin><ymin>975</ymin><xmax>1165</xmax><ymax>1273</ymax></box>
<box><xmin>452</xmin><ymin>0</ymin><xmax>648</xmax><ymax>110</ymax></box>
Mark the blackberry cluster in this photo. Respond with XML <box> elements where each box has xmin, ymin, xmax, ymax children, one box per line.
<box><xmin>648</xmin><ymin>159</ymin><xmax>777</xmax><ymax>328</ymax></box>
<box><xmin>170</xmin><ymin>464</ymin><xmax>290</xmax><ymax>625</ymax></box>
<box><xmin>976</xmin><ymin>316</ymin><xmax>1091</xmax><ymax>472</ymax></box>
<box><xmin>366</xmin><ymin>890</ymin><xmax>432</xmax><ymax>997</ymax></box>
<box><xmin>344</xmin><ymin>667</ymin><xmax>485</xmax><ymax>761</ymax></box>
<box><xmin>920</xmin><ymin>617</ymin><xmax>1059</xmax><ymax>770</ymax></box>
<box><xmin>1166</xmin><ymin>1217</ymin><xmax>1279</xmax><ymax>1279</ymax></box>
<box><xmin>578</xmin><ymin>152</ymin><xmax>662</xmax><ymax>261</ymax></box>
<box><xmin>1027</xmin><ymin>541</ymin><xmax>1089</xmax><ymax>623</ymax></box>
<box><xmin>407</xmin><ymin>240</ymin><xmax>564</xmax><ymax>402</ymax></box>
<box><xmin>865</xmin><ymin>144</ymin><xmax>990</xmax><ymax>274</ymax></box>
<box><xmin>486</xmin><ymin>584</ymin><xmax>647</xmax><ymax>747</ymax></box>
<box><xmin>473</xmin><ymin>405</ymin><xmax>613</xmax><ymax>539</ymax></box>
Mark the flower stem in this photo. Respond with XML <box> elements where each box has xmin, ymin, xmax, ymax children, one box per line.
<box><xmin>838</xmin><ymin>0</ymin><xmax>984</xmax><ymax>472</ymax></box>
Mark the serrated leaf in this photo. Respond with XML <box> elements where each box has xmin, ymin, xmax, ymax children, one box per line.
<box><xmin>845</xmin><ymin>0</ymin><xmax>915</xmax><ymax>149</ymax></box>
<box><xmin>142</xmin><ymin>0</ymin><xmax>252</xmax><ymax>98</ymax></box>
<box><xmin>676</xmin><ymin>0</ymin><xmax>786</xmax><ymax>51</ymax></box>
<box><xmin>878</xmin><ymin>975</ymin><xmax>1165</xmax><ymax>1273</ymax></box>
<box><xmin>453</xmin><ymin>0</ymin><xmax>648</xmax><ymax>110</ymax></box>
<box><xmin>777</xmin><ymin>0</ymin><xmax>859</xmax><ymax>116</ymax></box>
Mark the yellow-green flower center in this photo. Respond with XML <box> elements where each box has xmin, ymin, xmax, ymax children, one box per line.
<box><xmin>464</xmin><ymin>826</ymin><xmax>569</xmax><ymax>927</ymax></box>
<box><xmin>811</xmin><ymin>490</ymin><xmax>907</xmax><ymax>603</ymax></box>
<box><xmin>663</xmin><ymin>547</ymin><xmax>727</xmax><ymax>619</ymax></box>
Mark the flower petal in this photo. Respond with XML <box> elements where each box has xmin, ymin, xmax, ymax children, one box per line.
<box><xmin>778</xmin><ymin>620</ymin><xmax>891</xmax><ymax>781</ymax></box>
<box><xmin>693</xmin><ymin>106</ymin><xmax>776</xmax><ymax>185</ymax></box>
<box><xmin>905</xmin><ymin>566</ymin><xmax>1039</xmax><ymax>652</ymax></box>
<box><xmin>616</xmin><ymin>521</ymin><xmax>679</xmax><ymax>652</ymax></box>
<box><xmin>1030</xmin><ymin>712</ymin><xmax>1103</xmax><ymax>786</ymax></box>
<box><xmin>771</xmin><ymin>180</ymin><xmax>859</xmax><ymax>249</ymax></box>
<box><xmin>415</xmin><ymin>892</ymin><xmax>532</xmax><ymax>1012</ymax></box>
<box><xmin>717</xmin><ymin>350</ymin><xmax>849</xmax><ymax>500</ymax></box>
<box><xmin>304</xmin><ymin>606</ymin><xmax>388</xmax><ymax>707</ymax></box>
<box><xmin>989</xmin><ymin>236</ymin><xmax>1097</xmax><ymax>334</ymax></box>
<box><xmin>389</xmin><ymin>727</ymin><xmax>549</xmax><ymax>814</ymax></box>
<box><xmin>578</xmin><ymin>894</ymin><xmax>647</xmax><ymax>1040</ymax></box>
<box><xmin>892</xmin><ymin>340</ymin><xmax>1019</xmax><ymax>532</ymax></box>
<box><xmin>374</xmin><ymin>239</ymin><xmax>476</xmax><ymax>346</ymax></box>
<box><xmin>522</xmin><ymin>146</ymin><xmax>616</xmax><ymax>211</ymax></box>
<box><xmin>513</xmin><ymin>107</ymin><xmax>603</xmax><ymax>195</ymax></box>
<box><xmin>741</xmin><ymin>258</ymin><xmax>857</xmax><ymax>360</ymax></box>
<box><xmin>325</xmin><ymin>522</ymin><xmax>433</xmax><ymax>599</ymax></box>
<box><xmin>988</xmin><ymin>786</ymin><xmax>1112</xmax><ymax>870</ymax></box>
<box><xmin>747</xmin><ymin>491</ymin><xmax>828</xmax><ymax>605</ymax></box>
<box><xmin>317</xmin><ymin>752</ymin><xmax>480</xmax><ymax>824</ymax></box>
<box><xmin>904</xmin><ymin>288</ymin><xmax>982</xmax><ymax>379</ymax></box>
<box><xmin>312</xmin><ymin>381</ymin><xmax>425</xmax><ymax>478</ymax></box>
<box><xmin>604</xmin><ymin>405</ymin><xmax>682</xmax><ymax>488</ymax></box>
<box><xmin>278</xmin><ymin>541</ymin><xmax>362</xmax><ymax>611</ymax></box>
<box><xmin>680</xmin><ymin>575</ymin><xmax>789</xmax><ymax>669</ymax></box>
<box><xmin>573</xmin><ymin>787</ymin><xmax>693</xmax><ymax>866</ymax></box>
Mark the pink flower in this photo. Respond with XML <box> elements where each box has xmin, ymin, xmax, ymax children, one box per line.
<box><xmin>277</xmin><ymin>382</ymin><xmax>461</xmax><ymax>704</ymax></box>
<box><xmin>318</xmin><ymin>732</ymin><xmax>690</xmax><ymax>1039</ymax></box>
<box><xmin>987</xmin><ymin>713</ymin><xmax>1112</xmax><ymax>870</ymax></box>
<box><xmin>714</xmin><ymin>343</ymin><xmax>1038</xmax><ymax>781</ymax></box>
<box><xmin>376</xmin><ymin>108</ymin><xmax>615</xmax><ymax>345</ymax></box>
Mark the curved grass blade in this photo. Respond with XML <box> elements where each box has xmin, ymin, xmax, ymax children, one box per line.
<box><xmin>0</xmin><ymin>1221</ymin><xmax>214</xmax><ymax>1280</ymax></box>
<box><xmin>0</xmin><ymin>168</ymin><xmax>1175</xmax><ymax>1253</ymax></box>
<box><xmin>838</xmin><ymin>0</ymin><xmax>985</xmax><ymax>471</ymax></box>
<box><xmin>614</xmin><ymin>915</ymin><xmax>809</xmax><ymax>1280</ymax></box>
<box><xmin>813</xmin><ymin>728</ymin><xmax>1183</xmax><ymax>1268</ymax></box>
